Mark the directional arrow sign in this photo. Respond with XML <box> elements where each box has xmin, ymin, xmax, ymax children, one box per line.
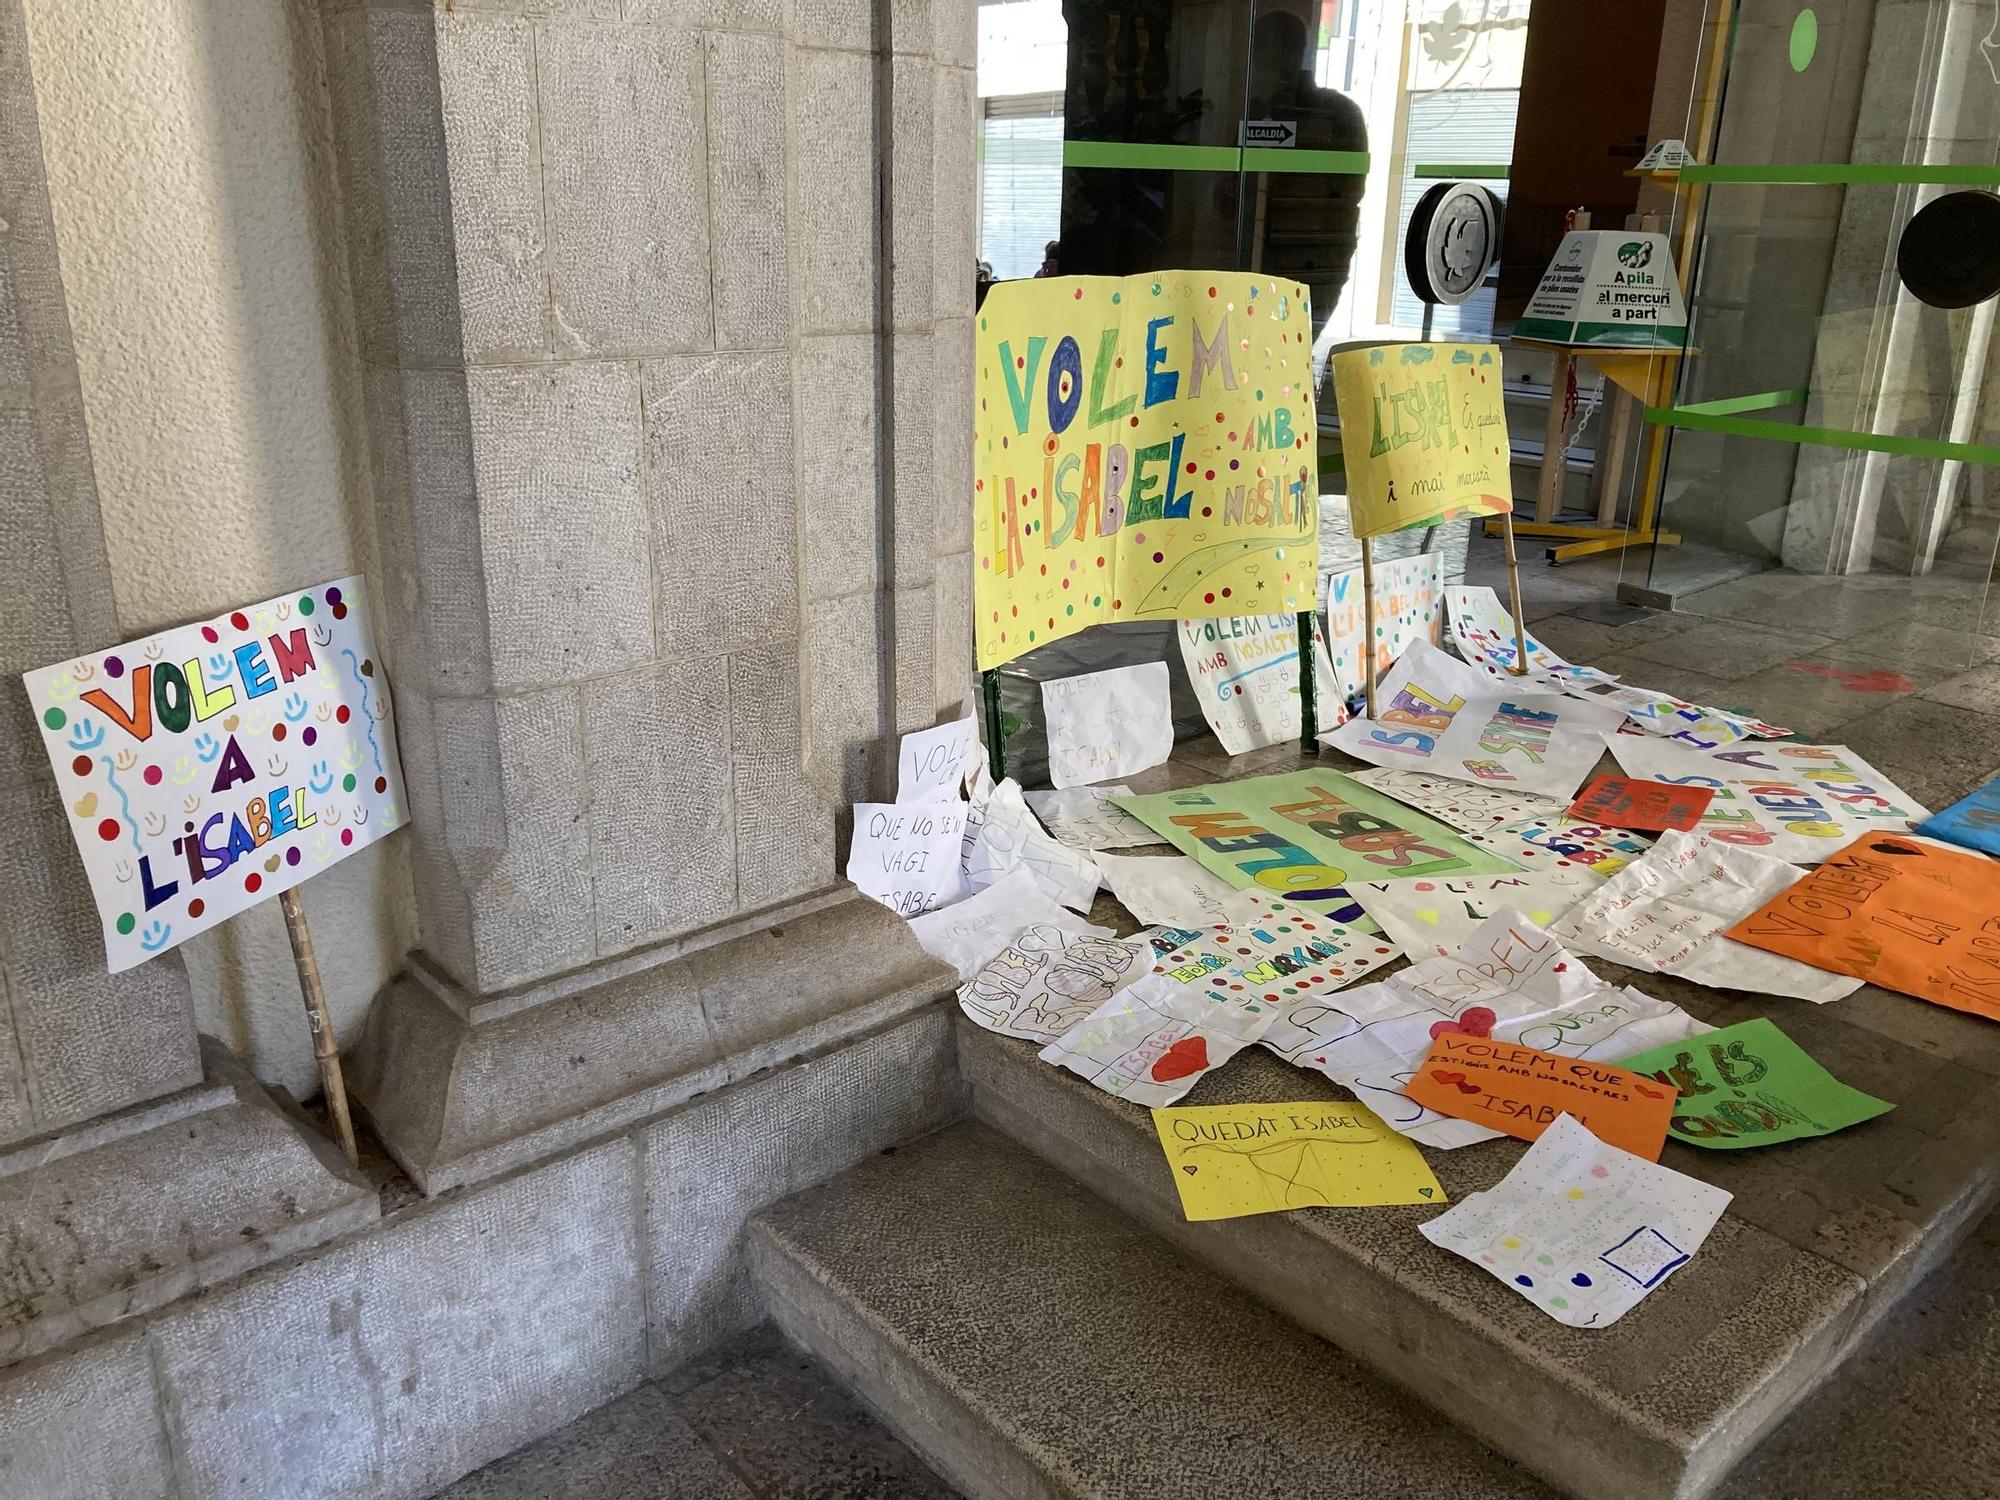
<box><xmin>1240</xmin><ymin>118</ymin><xmax>1298</xmax><ymax>149</ymax></box>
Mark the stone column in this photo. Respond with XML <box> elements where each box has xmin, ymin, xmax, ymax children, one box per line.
<box><xmin>0</xmin><ymin>0</ymin><xmax>374</xmax><ymax>1374</ymax></box>
<box><xmin>327</xmin><ymin>0</ymin><xmax>971</xmax><ymax>1192</ymax></box>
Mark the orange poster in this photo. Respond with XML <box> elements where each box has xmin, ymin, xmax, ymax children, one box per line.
<box><xmin>1405</xmin><ymin>1033</ymin><xmax>1677</xmax><ymax>1159</ymax></box>
<box><xmin>1724</xmin><ymin>835</ymin><xmax>2000</xmax><ymax>1023</ymax></box>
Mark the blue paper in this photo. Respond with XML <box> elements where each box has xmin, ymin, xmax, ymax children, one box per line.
<box><xmin>1915</xmin><ymin>775</ymin><xmax>2000</xmax><ymax>858</ymax></box>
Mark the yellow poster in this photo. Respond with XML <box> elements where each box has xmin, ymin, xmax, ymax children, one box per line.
<box><xmin>1330</xmin><ymin>342</ymin><xmax>1512</xmax><ymax>540</ymax></box>
<box><xmin>1149</xmin><ymin>1100</ymin><xmax>1445</xmax><ymax>1221</ymax></box>
<box><xmin>974</xmin><ymin>273</ymin><xmax>1320</xmax><ymax>670</ymax></box>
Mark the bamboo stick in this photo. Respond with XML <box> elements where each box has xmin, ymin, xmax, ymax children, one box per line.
<box><xmin>278</xmin><ymin>888</ymin><xmax>360</xmax><ymax>1166</ymax></box>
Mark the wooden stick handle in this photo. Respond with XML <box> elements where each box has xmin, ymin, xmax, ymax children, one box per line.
<box><xmin>278</xmin><ymin>888</ymin><xmax>360</xmax><ymax>1166</ymax></box>
<box><xmin>1499</xmin><ymin>511</ymin><xmax>1532</xmax><ymax>677</ymax></box>
<box><xmin>1360</xmin><ymin>534</ymin><xmax>1379</xmax><ymax>718</ymax></box>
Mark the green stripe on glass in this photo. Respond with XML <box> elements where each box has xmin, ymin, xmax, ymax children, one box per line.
<box><xmin>1643</xmin><ymin>407</ymin><xmax>2000</xmax><ymax>467</ymax></box>
<box><xmin>1680</xmin><ymin>162</ymin><xmax>2000</xmax><ymax>186</ymax></box>
<box><xmin>1678</xmin><ymin>388</ymin><xmax>1808</xmax><ymax>416</ymax></box>
<box><xmin>1412</xmin><ymin>163</ymin><xmax>1510</xmax><ymax>179</ymax></box>
<box><xmin>1061</xmin><ymin>141</ymin><xmax>1368</xmax><ymax>175</ymax></box>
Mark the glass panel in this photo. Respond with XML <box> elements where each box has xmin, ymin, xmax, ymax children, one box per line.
<box><xmin>1617</xmin><ymin>0</ymin><xmax>2000</xmax><ymax>725</ymax></box>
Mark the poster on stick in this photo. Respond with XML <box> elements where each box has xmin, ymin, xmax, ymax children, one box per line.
<box><xmin>975</xmin><ymin>273</ymin><xmax>1319</xmax><ymax>668</ymax></box>
<box><xmin>22</xmin><ymin>577</ymin><xmax>407</xmax><ymax>972</ymax></box>
<box><xmin>1323</xmin><ymin>554</ymin><xmax>1445</xmax><ymax>717</ymax></box>
<box><xmin>1329</xmin><ymin>343</ymin><xmax>1513</xmax><ymax>539</ymax></box>
<box><xmin>1178</xmin><ymin>612</ymin><xmax>1340</xmax><ymax>754</ymax></box>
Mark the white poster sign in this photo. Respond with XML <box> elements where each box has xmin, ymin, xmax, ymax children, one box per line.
<box><xmin>962</xmin><ymin>777</ymin><xmax>1100</xmax><ymax>911</ymax></box>
<box><xmin>1604</xmin><ymin>738</ymin><xmax>1927</xmax><ymax>864</ymax></box>
<box><xmin>1464</xmin><ymin>817</ymin><xmax>1652</xmax><ymax>877</ymax></box>
<box><xmin>1041</xmin><ymin>662</ymin><xmax>1174</xmax><ymax>789</ymax></box>
<box><xmin>1326</xmin><ymin>640</ymin><xmax>1626</xmax><ymax>801</ymax></box>
<box><xmin>1094</xmin><ymin>851</ymin><xmax>1297</xmax><ymax>929</ymax></box>
<box><xmin>1418</xmin><ymin>1113</ymin><xmax>1730</xmax><ymax>1328</ymax></box>
<box><xmin>1301</xmin><ymin>910</ymin><xmax>1712</xmax><ymax>1148</ymax></box>
<box><xmin>906</xmin><ymin>869</ymin><xmax>1108</xmax><ymax>981</ymax></box>
<box><xmin>1348</xmin><ymin>767</ymin><xmax>1567</xmax><ymax>834</ymax></box>
<box><xmin>1177</xmin><ymin>614</ymin><xmax>1341</xmax><ymax>755</ymax></box>
<box><xmin>1352</xmin><ymin>868</ymin><xmax>1599</xmax><ymax>959</ymax></box>
<box><xmin>20</xmin><ymin>576</ymin><xmax>408</xmax><ymax>971</ymax></box>
<box><xmin>958</xmin><ymin>924</ymin><xmax>1153</xmax><ymax>1042</ymax></box>
<box><xmin>1444</xmin><ymin>585</ymin><xmax>1619</xmax><ymax>691</ymax></box>
<box><xmin>1548</xmin><ymin>831</ymin><xmax>1864</xmax><ymax>1003</ymax></box>
<box><xmin>1515</xmin><ymin>229</ymin><xmax>1689</xmax><ymax>350</ymax></box>
<box><xmin>1324</xmin><ymin>553</ymin><xmax>1445</xmax><ymax>715</ymax></box>
<box><xmin>896</xmin><ymin>713</ymin><xmax>977</xmax><ymax>803</ymax></box>
<box><xmin>1024</xmin><ymin>784</ymin><xmax>1159</xmax><ymax>851</ymax></box>
<box><xmin>848</xmin><ymin>801</ymin><xmax>969</xmax><ymax>916</ymax></box>
<box><xmin>1039</xmin><ymin>972</ymin><xmax>1275</xmax><ymax>1107</ymax></box>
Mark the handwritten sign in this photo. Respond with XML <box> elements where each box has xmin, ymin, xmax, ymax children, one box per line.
<box><xmin>1348</xmin><ymin>767</ymin><xmax>1566</xmax><ymax>834</ymax></box>
<box><xmin>1177</xmin><ymin>613</ymin><xmax>1339</xmax><ymax>754</ymax></box>
<box><xmin>1329</xmin><ymin>343</ymin><xmax>1512</xmax><ymax>540</ymax></box>
<box><xmin>896</xmin><ymin>714</ymin><xmax>977</xmax><ymax>803</ymax></box>
<box><xmin>1406</xmin><ymin>1034</ymin><xmax>1676</xmax><ymax>1159</ymax></box>
<box><xmin>1324</xmin><ymin>552</ymin><xmax>1445</xmax><ymax>715</ymax></box>
<box><xmin>1115</xmin><ymin>769</ymin><xmax>1517</xmax><ymax>926</ymax></box>
<box><xmin>1464</xmin><ymin>816</ymin><xmax>1651</xmax><ymax>877</ymax></box>
<box><xmin>961</xmin><ymin>778</ymin><xmax>1098</xmax><ymax>912</ymax></box>
<box><xmin>975</xmin><ymin>273</ymin><xmax>1319</xmax><ymax>668</ymax></box>
<box><xmin>21</xmin><ymin>576</ymin><xmax>407</xmax><ymax>971</ymax></box>
<box><xmin>1724</xmin><ymin>835</ymin><xmax>2000</xmax><ymax>1022</ymax></box>
<box><xmin>958</xmin><ymin>924</ymin><xmax>1152</xmax><ymax>1042</ymax></box>
<box><xmin>846</xmin><ymin>801</ymin><xmax>968</xmax><ymax>916</ymax></box>
<box><xmin>1418</xmin><ymin>1113</ymin><xmax>1730</xmax><ymax>1328</ymax></box>
<box><xmin>1042</xmin><ymin>662</ymin><xmax>1173</xmax><ymax>788</ymax></box>
<box><xmin>1151</xmin><ymin>1101</ymin><xmax>1444</xmax><ymax>1220</ymax></box>
<box><xmin>1915</xmin><ymin>774</ymin><xmax>2000</xmax><ymax>859</ymax></box>
<box><xmin>1607</xmin><ymin>738</ymin><xmax>1927</xmax><ymax>864</ymax></box>
<box><xmin>1617</xmin><ymin>1018</ymin><xmax>1894</xmax><ymax>1149</ymax></box>
<box><xmin>1351</xmin><ymin>867</ymin><xmax>1600</xmax><ymax>958</ymax></box>
<box><xmin>1568</xmin><ymin>775</ymin><xmax>1715</xmax><ymax>833</ymax></box>
<box><xmin>1039</xmin><ymin>972</ymin><xmax>1275</xmax><ymax>1107</ymax></box>
<box><xmin>1445</xmin><ymin>584</ymin><xmax>1619</xmax><ymax>691</ymax></box>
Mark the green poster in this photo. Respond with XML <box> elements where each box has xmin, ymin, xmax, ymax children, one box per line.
<box><xmin>1114</xmin><ymin>770</ymin><xmax>1518</xmax><ymax>928</ymax></box>
<box><xmin>1617</xmin><ymin>1018</ymin><xmax>1893</xmax><ymax>1150</ymax></box>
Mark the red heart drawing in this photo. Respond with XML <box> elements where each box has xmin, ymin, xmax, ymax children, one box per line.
<box><xmin>1635</xmin><ymin>1082</ymin><xmax>1667</xmax><ymax>1099</ymax></box>
<box><xmin>1429</xmin><ymin>1005</ymin><xmax>1497</xmax><ymax>1041</ymax></box>
<box><xmin>1151</xmin><ymin>1035</ymin><xmax>1210</xmax><ymax>1083</ymax></box>
<box><xmin>1430</xmin><ymin>1069</ymin><xmax>1481</xmax><ymax>1096</ymax></box>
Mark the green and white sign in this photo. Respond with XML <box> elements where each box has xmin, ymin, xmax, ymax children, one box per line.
<box><xmin>1517</xmin><ymin>230</ymin><xmax>1687</xmax><ymax>349</ymax></box>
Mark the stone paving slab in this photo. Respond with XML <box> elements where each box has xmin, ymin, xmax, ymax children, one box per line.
<box><xmin>751</xmin><ymin>1122</ymin><xmax>1556</xmax><ymax>1500</ymax></box>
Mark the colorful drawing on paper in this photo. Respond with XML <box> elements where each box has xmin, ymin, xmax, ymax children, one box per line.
<box><xmin>1606</xmin><ymin>739</ymin><xmax>1927</xmax><ymax>864</ymax></box>
<box><xmin>1114</xmin><ymin>769</ymin><xmax>1518</xmax><ymax>927</ymax></box>
<box><xmin>1616</xmin><ymin>1018</ymin><xmax>1894</xmax><ymax>1149</ymax></box>
<box><xmin>974</xmin><ymin>273</ymin><xmax>1319</xmax><ymax>668</ymax></box>
<box><xmin>1351</xmin><ymin>867</ymin><xmax>1599</xmax><ymax>958</ymax></box>
<box><xmin>1323</xmin><ymin>552</ymin><xmax>1445</xmax><ymax>714</ymax></box>
<box><xmin>21</xmin><ymin>577</ymin><xmax>406</xmax><ymax>972</ymax></box>
<box><xmin>1178</xmin><ymin>613</ymin><xmax>1341</xmax><ymax>753</ymax></box>
<box><xmin>1136</xmin><ymin>913</ymin><xmax>1400</xmax><ymax>1007</ymax></box>
<box><xmin>1038</xmin><ymin>972</ymin><xmax>1276</xmax><ymax>1107</ymax></box>
<box><xmin>1330</xmin><ymin>343</ymin><xmax>1513</xmax><ymax>539</ymax></box>
<box><xmin>1444</xmin><ymin>585</ymin><xmax>1620</xmax><ymax>691</ymax></box>
<box><xmin>1406</xmin><ymin>1034</ymin><xmax>1676</xmax><ymax>1159</ymax></box>
<box><xmin>1151</xmin><ymin>1101</ymin><xmax>1445</xmax><ymax>1220</ymax></box>
<box><xmin>1348</xmin><ymin>767</ymin><xmax>1567</xmax><ymax>835</ymax></box>
<box><xmin>1568</xmin><ymin>775</ymin><xmax>1715</xmax><ymax>833</ymax></box>
<box><xmin>1914</xmin><ymin>773</ymin><xmax>2000</xmax><ymax>859</ymax></box>
<box><xmin>1724</xmin><ymin>835</ymin><xmax>2000</xmax><ymax>1022</ymax></box>
<box><xmin>1324</xmin><ymin>640</ymin><xmax>1627</xmax><ymax>802</ymax></box>
<box><xmin>957</xmin><ymin>923</ymin><xmax>1153</xmax><ymax>1042</ymax></box>
<box><xmin>1417</xmin><ymin>1113</ymin><xmax>1731</xmax><ymax>1328</ymax></box>
<box><xmin>1465</xmin><ymin>816</ymin><xmax>1652</xmax><ymax>877</ymax></box>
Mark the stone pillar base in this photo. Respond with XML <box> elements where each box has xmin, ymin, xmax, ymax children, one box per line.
<box><xmin>347</xmin><ymin>892</ymin><xmax>956</xmax><ymax>1195</ymax></box>
<box><xmin>0</xmin><ymin>1036</ymin><xmax>377</xmax><ymax>1370</ymax></box>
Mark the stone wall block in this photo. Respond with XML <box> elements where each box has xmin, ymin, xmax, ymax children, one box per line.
<box><xmin>792</xmin><ymin>48</ymin><xmax>878</xmax><ymax>336</ymax></box>
<box><xmin>934</xmin><ymin>548</ymin><xmax>973</xmax><ymax>719</ymax></box>
<box><xmin>640</xmin><ymin>1007</ymin><xmax>964</xmax><ymax>1370</ymax></box>
<box><xmin>930</xmin><ymin>62</ymin><xmax>977</xmax><ymax>321</ymax></box>
<box><xmin>0</xmin><ymin>1329</ymin><xmax>170</xmax><ymax>1500</ymax></box>
<box><xmin>449</xmin><ymin>0</ymin><xmax>619</xmax><ymax>17</ymax></box>
<box><xmin>887</xmin><ymin>56</ymin><xmax>935</xmax><ymax>331</ymax></box>
<box><xmin>430</xmin><ymin>688</ymin><xmax>595</xmax><ymax>990</ymax></box>
<box><xmin>803</xmin><ymin>589</ymin><xmax>882</xmax><ymax>810</ymax></box>
<box><xmin>706</xmin><ymin>32</ymin><xmax>790</xmax><ymax>351</ymax></box>
<box><xmin>581</xmin><ymin>659</ymin><xmax>735</xmax><ymax>953</ymax></box>
<box><xmin>794</xmin><ymin>0</ymin><xmax>875</xmax><ymax>52</ymax></box>
<box><xmin>932</xmin><ymin>0</ymin><xmax>977</xmax><ymax>70</ymax></box>
<box><xmin>152</xmin><ymin>1138</ymin><xmax>645</xmax><ymax>1500</ymax></box>
<box><xmin>729</xmin><ymin>643</ymin><xmax>833</xmax><ymax>910</ymax></box>
<box><xmin>436</xmin><ymin>14</ymin><xmax>548</xmax><ymax>362</ymax></box>
<box><xmin>798</xmin><ymin>333</ymin><xmax>880</xmax><ymax>602</ymax></box>
<box><xmin>933</xmin><ymin>313</ymin><xmax>974</xmax><ymax>555</ymax></box>
<box><xmin>540</xmin><ymin>21</ymin><xmax>712</xmax><ymax>358</ymax></box>
<box><xmin>890</xmin><ymin>327</ymin><xmax>937</xmax><ymax>590</ymax></box>
<box><xmin>643</xmin><ymin>352</ymin><xmax>798</xmax><ymax>654</ymax></box>
<box><xmin>385</xmin><ymin>692</ymin><xmax>478</xmax><ymax>985</ymax></box>
<box><xmin>467</xmin><ymin>361</ymin><xmax>653</xmax><ymax>687</ymax></box>
<box><xmin>323</xmin><ymin>11</ymin><xmax>465</xmax><ymax>369</ymax></box>
<box><xmin>0</xmin><ymin>780</ymin><xmax>201</xmax><ymax>1140</ymax></box>
<box><xmin>886</xmin><ymin>0</ymin><xmax>934</xmax><ymax>55</ymax></box>
<box><xmin>891</xmin><ymin>583</ymin><xmax>937</xmax><ymax>735</ymax></box>
<box><xmin>627</xmin><ymin>0</ymin><xmax>787</xmax><ymax>30</ymax></box>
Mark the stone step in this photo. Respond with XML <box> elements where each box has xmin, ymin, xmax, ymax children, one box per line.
<box><xmin>955</xmin><ymin>999</ymin><xmax>2000</xmax><ymax>1500</ymax></box>
<box><xmin>746</xmin><ymin>1120</ymin><xmax>1554</xmax><ymax>1500</ymax></box>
